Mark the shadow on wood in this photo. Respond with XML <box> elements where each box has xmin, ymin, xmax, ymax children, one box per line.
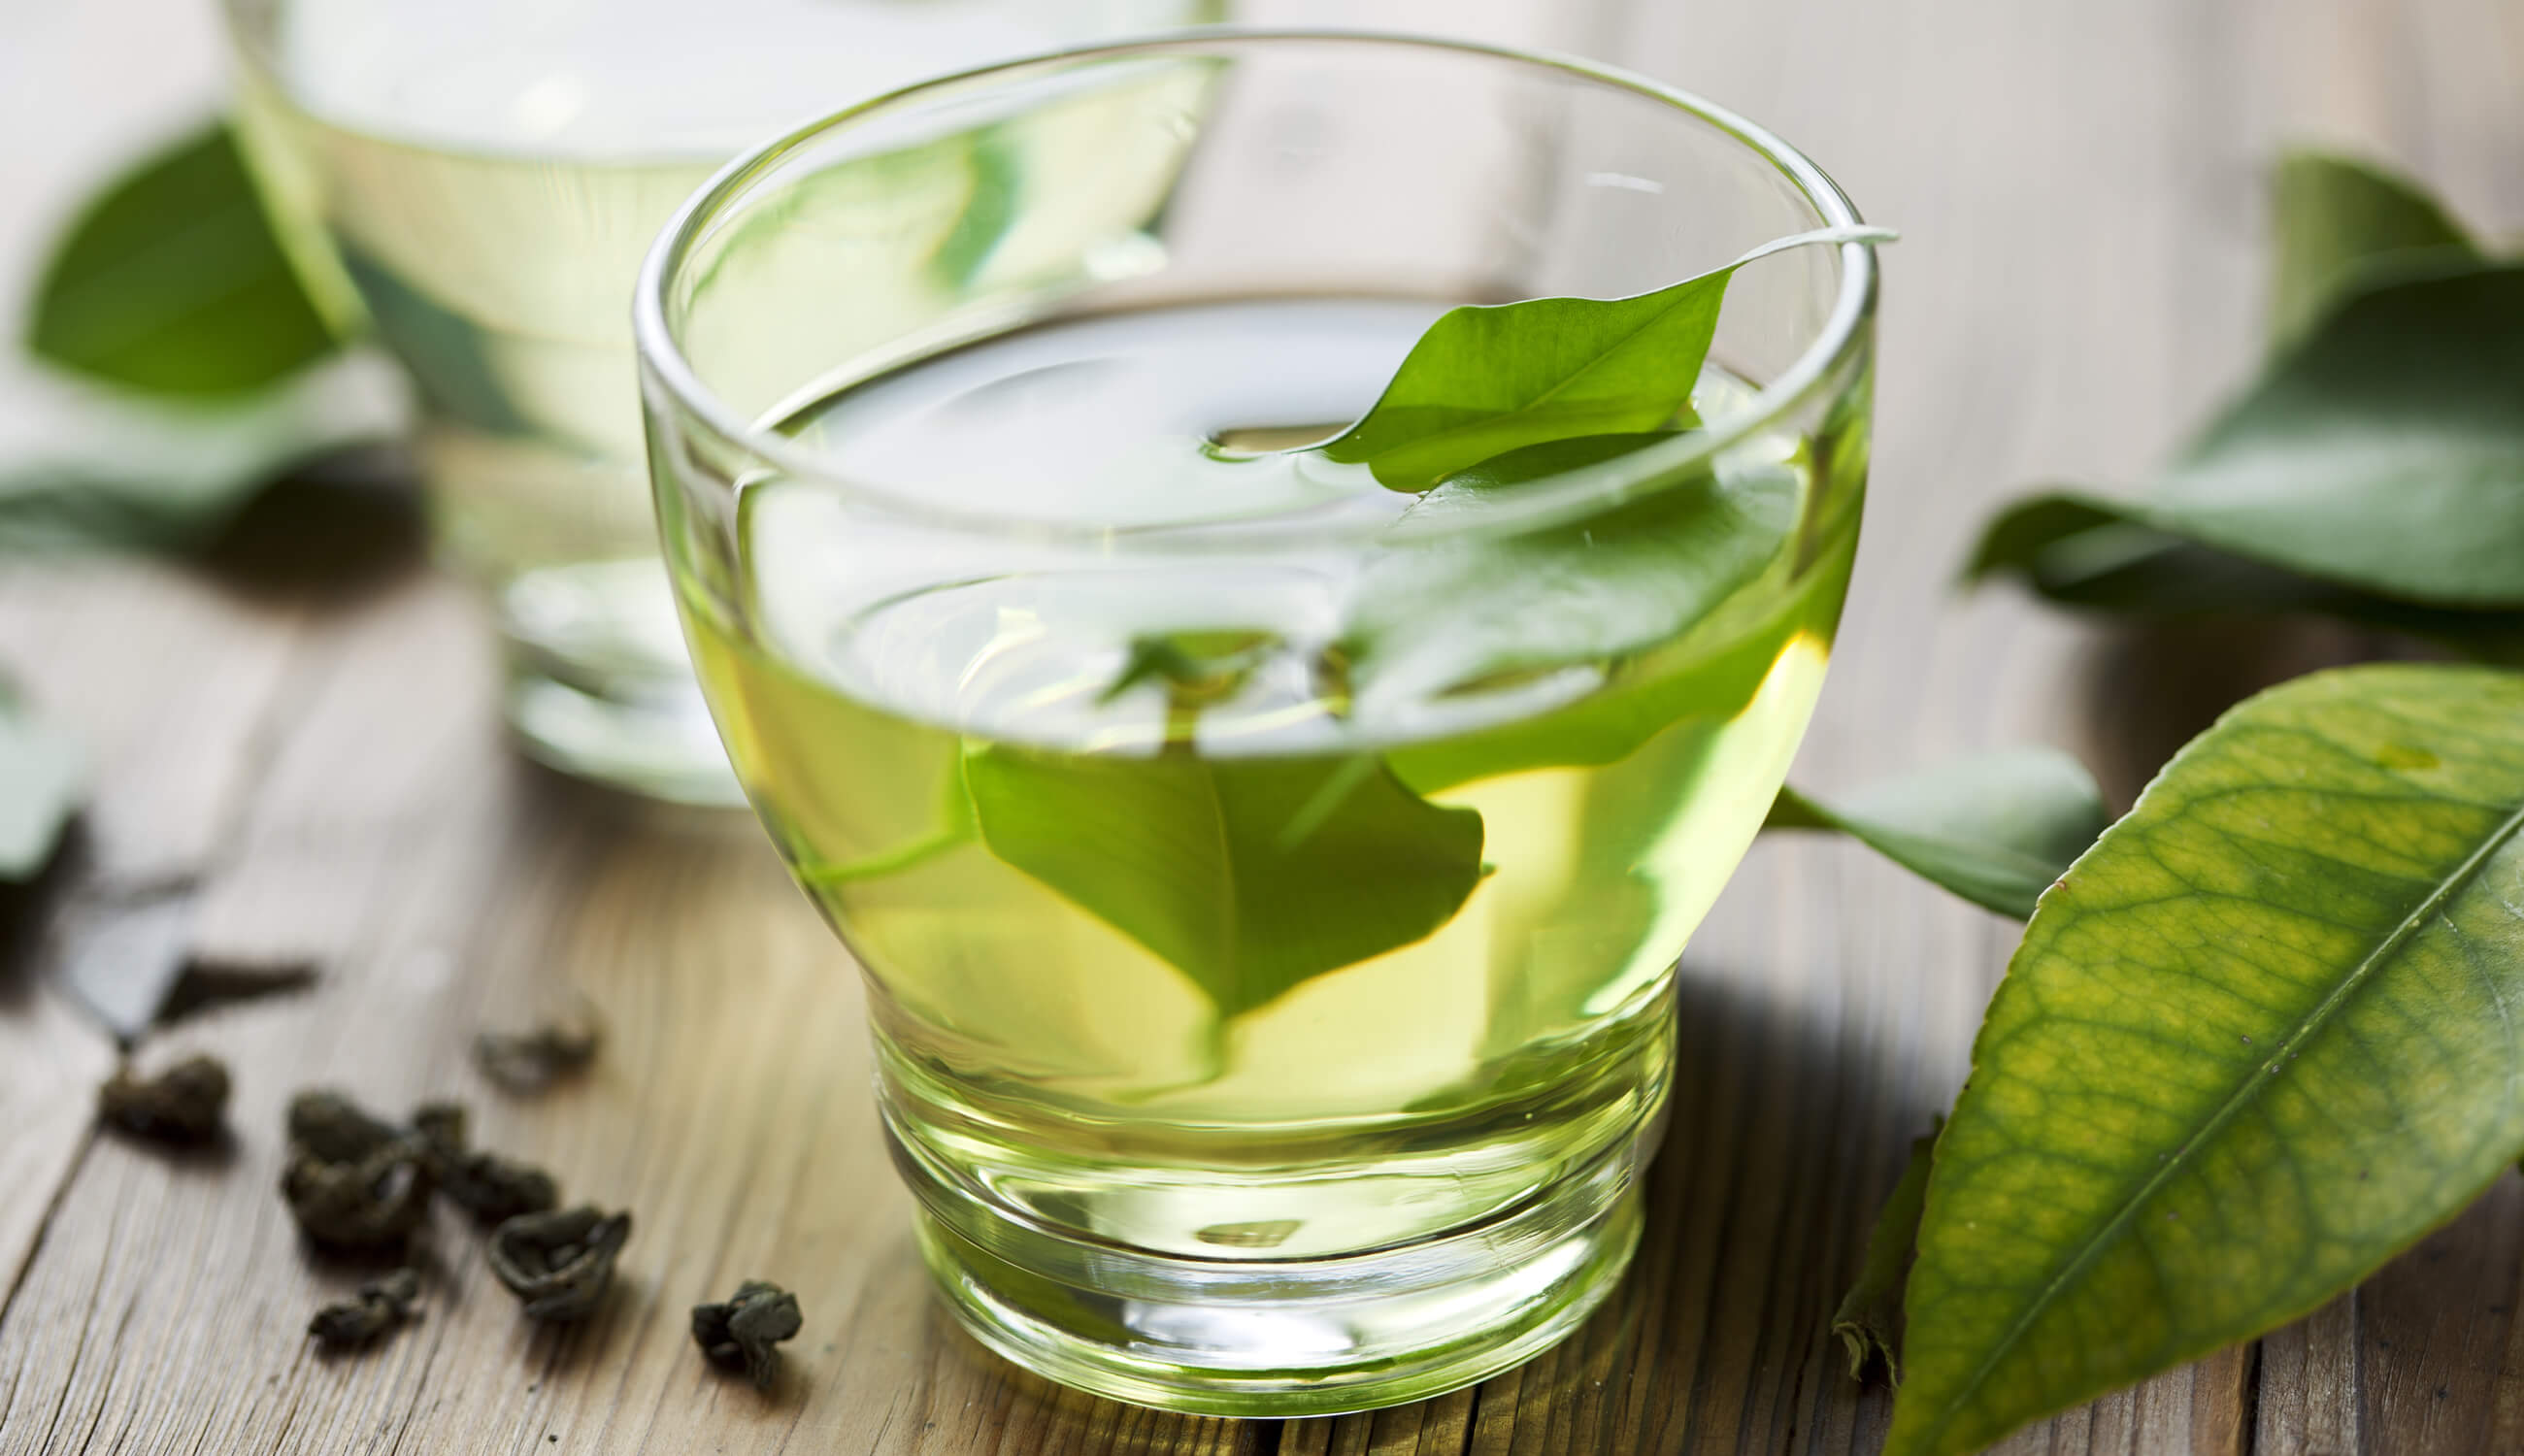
<box><xmin>2072</xmin><ymin>616</ymin><xmax>2427</xmax><ymax>812</ymax></box>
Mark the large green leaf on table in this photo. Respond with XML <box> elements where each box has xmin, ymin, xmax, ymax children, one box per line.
<box><xmin>1314</xmin><ymin>226</ymin><xmax>1891</xmax><ymax>491</ymax></box>
<box><xmin>2270</xmin><ymin>150</ymin><xmax>2477</xmax><ymax>345</ymax></box>
<box><xmin>1965</xmin><ymin>493</ymin><xmax>2524</xmax><ymax>665</ymax></box>
<box><xmin>0</xmin><ymin>688</ymin><xmax>83</xmax><ymax>880</ymax></box>
<box><xmin>1765</xmin><ymin>748</ymin><xmax>2107</xmax><ymax>919</ymax></box>
<box><xmin>964</xmin><ymin>748</ymin><xmax>1484</xmax><ymax>1018</ymax></box>
<box><xmin>28</xmin><ymin>123</ymin><xmax>337</xmax><ymax>397</ymax></box>
<box><xmin>1885</xmin><ymin>664</ymin><xmax>2524</xmax><ymax>1456</ymax></box>
<box><xmin>1967</xmin><ymin>261</ymin><xmax>2524</xmax><ymax>612</ymax></box>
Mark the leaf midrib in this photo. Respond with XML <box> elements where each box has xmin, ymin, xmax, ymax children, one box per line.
<box><xmin>1480</xmin><ymin>281</ymin><xmax>1714</xmax><ymax>423</ymax></box>
<box><xmin>1915</xmin><ymin>789</ymin><xmax>2524</xmax><ymax>1449</ymax></box>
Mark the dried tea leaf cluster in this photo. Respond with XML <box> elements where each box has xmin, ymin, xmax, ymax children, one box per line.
<box><xmin>90</xmin><ymin>1039</ymin><xmax>803</xmax><ymax>1390</ymax></box>
<box><xmin>691</xmin><ymin>1280</ymin><xmax>805</xmax><ymax>1391</ymax></box>
<box><xmin>96</xmin><ymin>1054</ymin><xmax>230</xmax><ymax>1142</ymax></box>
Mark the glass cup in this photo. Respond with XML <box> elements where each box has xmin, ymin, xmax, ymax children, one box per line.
<box><xmin>637</xmin><ymin>32</ymin><xmax>1875</xmax><ymax>1413</ymax></box>
<box><xmin>216</xmin><ymin>0</ymin><xmax>1217</xmax><ymax>804</ymax></box>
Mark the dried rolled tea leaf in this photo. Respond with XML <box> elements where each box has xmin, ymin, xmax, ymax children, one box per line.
<box><xmin>96</xmin><ymin>1054</ymin><xmax>229</xmax><ymax>1142</ymax></box>
<box><xmin>410</xmin><ymin>1100</ymin><xmax>466</xmax><ymax>1155</ymax></box>
<box><xmin>487</xmin><ymin>1206</ymin><xmax>631</xmax><ymax>1322</ymax></box>
<box><xmin>691</xmin><ymin>1280</ymin><xmax>804</xmax><ymax>1391</ymax></box>
<box><xmin>413</xmin><ymin>1099</ymin><xmax>560</xmax><ymax>1222</ymax></box>
<box><xmin>287</xmin><ymin>1089</ymin><xmax>406</xmax><ymax>1163</ymax></box>
<box><xmin>473</xmin><ymin>1009</ymin><xmax>601</xmax><ymax>1095</ymax></box>
<box><xmin>281</xmin><ymin>1139</ymin><xmax>436</xmax><ymax>1250</ymax></box>
<box><xmin>307</xmin><ymin>1267</ymin><xmax>420</xmax><ymax>1351</ymax></box>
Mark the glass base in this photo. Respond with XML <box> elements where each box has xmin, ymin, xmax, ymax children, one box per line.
<box><xmin>498</xmin><ymin>557</ymin><xmax>746</xmax><ymax>807</ymax></box>
<box><xmin>890</xmin><ymin>1110</ymin><xmax>1648</xmax><ymax>1417</ymax></box>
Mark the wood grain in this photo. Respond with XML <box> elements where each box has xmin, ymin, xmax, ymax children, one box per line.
<box><xmin>2</xmin><ymin>0</ymin><xmax>2522</xmax><ymax>1451</ymax></box>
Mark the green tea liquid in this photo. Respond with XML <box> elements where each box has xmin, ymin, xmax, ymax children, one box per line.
<box><xmin>679</xmin><ymin>299</ymin><xmax>1856</xmax><ymax>1261</ymax></box>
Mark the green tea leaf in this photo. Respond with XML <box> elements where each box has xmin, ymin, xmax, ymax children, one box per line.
<box><xmin>0</xmin><ymin>688</ymin><xmax>83</xmax><ymax>880</ymax></box>
<box><xmin>1350</xmin><ymin>445</ymin><xmax>1800</xmax><ymax>731</ymax></box>
<box><xmin>964</xmin><ymin>748</ymin><xmax>1483</xmax><ymax>1018</ymax></box>
<box><xmin>1766</xmin><ymin>747</ymin><xmax>2107</xmax><ymax>919</ymax></box>
<box><xmin>2271</xmin><ymin>150</ymin><xmax>2476</xmax><ymax>344</ymax></box>
<box><xmin>28</xmin><ymin>123</ymin><xmax>337</xmax><ymax>397</ymax></box>
<box><xmin>1966</xmin><ymin>492</ymin><xmax>2524</xmax><ymax>665</ymax></box>
<box><xmin>1383</xmin><ymin>473</ymin><xmax>1846</xmax><ymax>796</ymax></box>
<box><xmin>1315</xmin><ymin>226</ymin><xmax>1892</xmax><ymax>490</ymax></box>
<box><xmin>1833</xmin><ymin>1119</ymin><xmax>1942</xmax><ymax>1385</ymax></box>
<box><xmin>1101</xmin><ymin>630</ymin><xmax>1281</xmax><ymax>708</ymax></box>
<box><xmin>1886</xmin><ymin>664</ymin><xmax>2524</xmax><ymax>1456</ymax></box>
<box><xmin>1971</xmin><ymin>260</ymin><xmax>2524</xmax><ymax>612</ymax></box>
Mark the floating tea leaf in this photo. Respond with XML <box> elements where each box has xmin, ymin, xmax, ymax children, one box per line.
<box><xmin>96</xmin><ymin>1054</ymin><xmax>229</xmax><ymax>1143</ymax></box>
<box><xmin>474</xmin><ymin>1010</ymin><xmax>601</xmax><ymax>1095</ymax></box>
<box><xmin>691</xmin><ymin>1280</ymin><xmax>804</xmax><ymax>1391</ymax></box>
<box><xmin>487</xmin><ymin>1207</ymin><xmax>632</xmax><ymax>1322</ymax></box>
<box><xmin>307</xmin><ymin>1267</ymin><xmax>420</xmax><ymax>1352</ymax></box>
<box><xmin>413</xmin><ymin>1100</ymin><xmax>560</xmax><ymax>1222</ymax></box>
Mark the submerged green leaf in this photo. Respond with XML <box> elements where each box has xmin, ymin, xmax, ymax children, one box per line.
<box><xmin>1833</xmin><ymin>1120</ymin><xmax>1942</xmax><ymax>1385</ymax></box>
<box><xmin>1100</xmin><ymin>630</ymin><xmax>1281</xmax><ymax>708</ymax></box>
<box><xmin>1314</xmin><ymin>226</ymin><xmax>1891</xmax><ymax>491</ymax></box>
<box><xmin>2271</xmin><ymin>150</ymin><xmax>2476</xmax><ymax>345</ymax></box>
<box><xmin>0</xmin><ymin>688</ymin><xmax>82</xmax><ymax>880</ymax></box>
<box><xmin>1349</xmin><ymin>447</ymin><xmax>1800</xmax><ymax>732</ymax></box>
<box><xmin>28</xmin><ymin>123</ymin><xmax>337</xmax><ymax>396</ymax></box>
<box><xmin>1886</xmin><ymin>665</ymin><xmax>2524</xmax><ymax>1455</ymax></box>
<box><xmin>1766</xmin><ymin>748</ymin><xmax>2107</xmax><ymax>919</ymax></box>
<box><xmin>964</xmin><ymin>748</ymin><xmax>1483</xmax><ymax>1018</ymax></box>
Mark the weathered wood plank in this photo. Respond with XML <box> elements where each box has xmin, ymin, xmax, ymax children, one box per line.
<box><xmin>0</xmin><ymin>576</ymin><xmax>1262</xmax><ymax>1456</ymax></box>
<box><xmin>0</xmin><ymin>563</ymin><xmax>326</xmax><ymax>1304</ymax></box>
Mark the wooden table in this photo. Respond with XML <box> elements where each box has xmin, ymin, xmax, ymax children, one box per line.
<box><xmin>5</xmin><ymin>0</ymin><xmax>2522</xmax><ymax>1451</ymax></box>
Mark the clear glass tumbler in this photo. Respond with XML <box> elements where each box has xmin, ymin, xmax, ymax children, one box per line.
<box><xmin>216</xmin><ymin>0</ymin><xmax>1215</xmax><ymax>803</ymax></box>
<box><xmin>638</xmin><ymin>32</ymin><xmax>1875</xmax><ymax>1413</ymax></box>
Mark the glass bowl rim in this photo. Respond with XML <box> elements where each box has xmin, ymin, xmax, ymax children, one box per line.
<box><xmin>632</xmin><ymin>26</ymin><xmax>1878</xmax><ymax>550</ymax></box>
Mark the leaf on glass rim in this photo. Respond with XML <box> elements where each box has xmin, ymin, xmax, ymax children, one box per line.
<box><xmin>1886</xmin><ymin>664</ymin><xmax>2524</xmax><ymax>1456</ymax></box>
<box><xmin>1313</xmin><ymin>225</ymin><xmax>1893</xmax><ymax>491</ymax></box>
<box><xmin>1833</xmin><ymin>1119</ymin><xmax>1941</xmax><ymax>1385</ymax></box>
<box><xmin>1966</xmin><ymin>260</ymin><xmax>2524</xmax><ymax>612</ymax></box>
<box><xmin>964</xmin><ymin>747</ymin><xmax>1483</xmax><ymax>1019</ymax></box>
<box><xmin>0</xmin><ymin>686</ymin><xmax>83</xmax><ymax>880</ymax></box>
<box><xmin>2271</xmin><ymin>149</ymin><xmax>2476</xmax><ymax>345</ymax></box>
<box><xmin>28</xmin><ymin>123</ymin><xmax>337</xmax><ymax>397</ymax></box>
<box><xmin>1966</xmin><ymin>492</ymin><xmax>2524</xmax><ymax>664</ymax></box>
<box><xmin>1765</xmin><ymin>747</ymin><xmax>2108</xmax><ymax>919</ymax></box>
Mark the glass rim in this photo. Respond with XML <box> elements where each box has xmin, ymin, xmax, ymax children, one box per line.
<box><xmin>632</xmin><ymin>27</ymin><xmax>1878</xmax><ymax>549</ymax></box>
